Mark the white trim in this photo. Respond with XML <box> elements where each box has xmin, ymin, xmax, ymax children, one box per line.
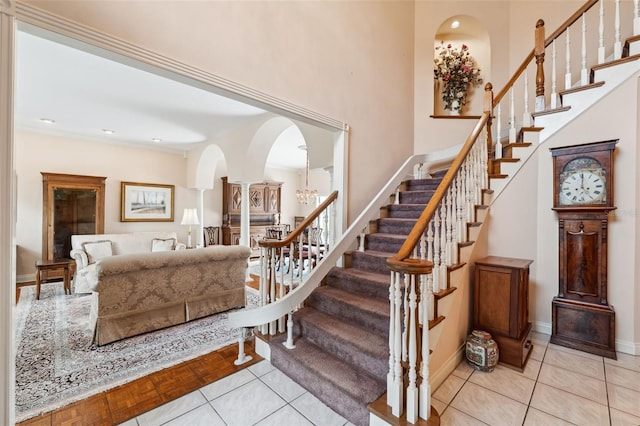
<box><xmin>0</xmin><ymin>2</ymin><xmax>16</xmax><ymax>424</ymax></box>
<box><xmin>14</xmin><ymin>2</ymin><xmax>345</xmax><ymax>132</ymax></box>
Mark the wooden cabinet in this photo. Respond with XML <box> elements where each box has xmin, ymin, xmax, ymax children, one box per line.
<box><xmin>474</xmin><ymin>256</ymin><xmax>533</xmax><ymax>371</ymax></box>
<box><xmin>221</xmin><ymin>177</ymin><xmax>282</xmax><ymax>256</ymax></box>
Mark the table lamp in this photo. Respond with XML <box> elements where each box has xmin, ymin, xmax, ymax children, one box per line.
<box><xmin>181</xmin><ymin>208</ymin><xmax>200</xmax><ymax>248</ymax></box>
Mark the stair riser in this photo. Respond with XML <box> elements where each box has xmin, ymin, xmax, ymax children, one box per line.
<box><xmin>349</xmin><ymin>252</ymin><xmax>391</xmax><ymax>275</ymax></box>
<box><xmin>294</xmin><ymin>319</ymin><xmax>388</xmax><ymax>379</ymax></box>
<box><xmin>365</xmin><ymin>235</ymin><xmax>404</xmax><ymax>253</ymax></box>
<box><xmin>376</xmin><ymin>220</ymin><xmax>416</xmax><ymax>235</ymax></box>
<box><xmin>309</xmin><ymin>292</ymin><xmax>389</xmax><ymax>336</ymax></box>
<box><xmin>270</xmin><ymin>343</ymin><xmax>378</xmax><ymax>426</ymax></box>
<box><xmin>399</xmin><ymin>191</ymin><xmax>434</xmax><ymax>204</ymax></box>
<box><xmin>384</xmin><ymin>205</ymin><xmax>425</xmax><ymax>219</ymax></box>
<box><xmin>326</xmin><ymin>270</ymin><xmax>389</xmax><ymax>300</ymax></box>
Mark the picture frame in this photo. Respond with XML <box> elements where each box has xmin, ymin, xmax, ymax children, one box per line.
<box><xmin>120</xmin><ymin>181</ymin><xmax>175</xmax><ymax>222</ymax></box>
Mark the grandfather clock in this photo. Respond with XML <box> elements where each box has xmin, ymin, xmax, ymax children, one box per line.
<box><xmin>550</xmin><ymin>139</ymin><xmax>617</xmax><ymax>359</ymax></box>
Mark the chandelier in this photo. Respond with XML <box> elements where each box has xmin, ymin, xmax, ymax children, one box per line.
<box><xmin>296</xmin><ymin>145</ymin><xmax>318</xmax><ymax>204</ymax></box>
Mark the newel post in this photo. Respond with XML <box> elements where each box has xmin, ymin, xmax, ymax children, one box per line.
<box><xmin>484</xmin><ymin>83</ymin><xmax>495</xmax><ymax>175</ymax></box>
<box><xmin>535</xmin><ymin>19</ymin><xmax>546</xmax><ymax>111</ymax></box>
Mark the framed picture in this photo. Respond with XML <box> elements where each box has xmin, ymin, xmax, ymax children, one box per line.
<box><xmin>121</xmin><ymin>181</ymin><xmax>174</xmax><ymax>222</ymax></box>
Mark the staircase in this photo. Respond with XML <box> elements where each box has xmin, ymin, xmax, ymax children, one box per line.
<box><xmin>269</xmin><ymin>172</ymin><xmax>446</xmax><ymax>426</ymax></box>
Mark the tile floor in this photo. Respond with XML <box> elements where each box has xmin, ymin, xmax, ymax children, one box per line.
<box><xmin>120</xmin><ymin>331</ymin><xmax>640</xmax><ymax>426</ymax></box>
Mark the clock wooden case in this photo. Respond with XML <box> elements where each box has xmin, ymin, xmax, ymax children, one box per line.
<box><xmin>550</xmin><ymin>140</ymin><xmax>617</xmax><ymax>359</ymax></box>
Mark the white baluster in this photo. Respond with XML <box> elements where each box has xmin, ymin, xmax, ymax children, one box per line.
<box><xmin>551</xmin><ymin>40</ymin><xmax>559</xmax><ymax>108</ymax></box>
<box><xmin>495</xmin><ymin>104</ymin><xmax>502</xmax><ymax>160</ymax></box>
<box><xmin>565</xmin><ymin>29</ymin><xmax>572</xmax><ymax>89</ymax></box>
<box><xmin>509</xmin><ymin>87</ymin><xmax>516</xmax><ymax>143</ymax></box>
<box><xmin>598</xmin><ymin>0</ymin><xmax>606</xmax><ymax>63</ymax></box>
<box><xmin>387</xmin><ymin>272</ymin><xmax>397</xmax><ymax>407</ymax></box>
<box><xmin>634</xmin><ymin>0</ymin><xmax>640</xmax><ymax>35</ymax></box>
<box><xmin>395</xmin><ymin>186</ymin><xmax>401</xmax><ymax>205</ymax></box>
<box><xmin>457</xmin><ymin>172</ymin><xmax>467</xmax><ymax>243</ymax></box>
<box><xmin>419</xmin><ymin>279</ymin><xmax>431</xmax><ymax>420</ymax></box>
<box><xmin>614</xmin><ymin>0</ymin><xmax>622</xmax><ymax>59</ymax></box>
<box><xmin>283</xmin><ymin>311</ymin><xmax>296</xmax><ymax>349</ymax></box>
<box><xmin>439</xmin><ymin>204</ymin><xmax>448</xmax><ymax>291</ymax></box>
<box><xmin>393</xmin><ymin>272</ymin><xmax>404</xmax><ymax>416</ymax></box>
<box><xmin>426</xmin><ymin>220</ymin><xmax>434</xmax><ymax>312</ymax></box>
<box><xmin>405</xmin><ymin>274</ymin><xmax>419</xmax><ymax>423</ymax></box>
<box><xmin>449</xmin><ymin>185</ymin><xmax>458</xmax><ymax>265</ymax></box>
<box><xmin>259</xmin><ymin>248</ymin><xmax>268</xmax><ymax>335</ymax></box>
<box><xmin>359</xmin><ymin>226</ymin><xmax>366</xmax><ymax>251</ymax></box>
<box><xmin>445</xmin><ymin>190</ymin><xmax>453</xmax><ymax>265</ymax></box>
<box><xmin>269</xmin><ymin>250</ymin><xmax>277</xmax><ymax>335</ymax></box>
<box><xmin>402</xmin><ymin>273</ymin><xmax>409</xmax><ymax>363</ymax></box>
<box><xmin>581</xmin><ymin>13</ymin><xmax>589</xmax><ymax>85</ymax></box>
<box><xmin>275</xmin><ymin>250</ymin><xmax>285</xmax><ymax>333</ymax></box>
<box><xmin>432</xmin><ymin>210</ymin><xmax>441</xmax><ymax>293</ymax></box>
<box><xmin>523</xmin><ymin>68</ymin><xmax>533</xmax><ymax>123</ymax></box>
<box><xmin>234</xmin><ymin>327</ymin><xmax>253</xmax><ymax>365</ymax></box>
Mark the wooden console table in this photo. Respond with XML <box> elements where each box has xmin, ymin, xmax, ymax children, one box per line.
<box><xmin>474</xmin><ymin>256</ymin><xmax>534</xmax><ymax>371</ymax></box>
<box><xmin>35</xmin><ymin>258</ymin><xmax>74</xmax><ymax>299</ymax></box>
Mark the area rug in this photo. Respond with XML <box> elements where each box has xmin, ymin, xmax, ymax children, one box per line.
<box><xmin>14</xmin><ymin>282</ymin><xmax>259</xmax><ymax>422</ymax></box>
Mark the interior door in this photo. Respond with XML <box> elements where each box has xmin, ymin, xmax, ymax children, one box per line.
<box><xmin>42</xmin><ymin>173</ymin><xmax>106</xmax><ymax>267</ymax></box>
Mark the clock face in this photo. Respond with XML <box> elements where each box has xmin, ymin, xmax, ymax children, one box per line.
<box><xmin>559</xmin><ymin>157</ymin><xmax>606</xmax><ymax>206</ymax></box>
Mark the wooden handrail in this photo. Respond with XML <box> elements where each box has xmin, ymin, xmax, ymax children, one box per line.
<box><xmin>388</xmin><ymin>113</ymin><xmax>490</xmax><ymax>264</ymax></box>
<box><xmin>494</xmin><ymin>0</ymin><xmax>600</xmax><ymax>106</ymax></box>
<box><xmin>259</xmin><ymin>190</ymin><xmax>339</xmax><ymax>249</ymax></box>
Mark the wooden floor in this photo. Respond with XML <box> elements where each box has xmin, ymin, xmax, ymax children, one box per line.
<box><xmin>15</xmin><ymin>284</ymin><xmax>262</xmax><ymax>426</ymax></box>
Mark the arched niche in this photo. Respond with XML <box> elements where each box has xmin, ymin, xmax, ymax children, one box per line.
<box><xmin>433</xmin><ymin>15</ymin><xmax>490</xmax><ymax>116</ymax></box>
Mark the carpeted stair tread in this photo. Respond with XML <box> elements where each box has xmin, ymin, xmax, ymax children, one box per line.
<box><xmin>326</xmin><ymin>267</ymin><xmax>389</xmax><ymax>299</ymax></box>
<box><xmin>270</xmin><ymin>335</ymin><xmax>385</xmax><ymax>426</ymax></box>
<box><xmin>366</xmin><ymin>233</ymin><xmax>409</xmax><ymax>253</ymax></box>
<box><xmin>294</xmin><ymin>308</ymin><xmax>389</xmax><ymax>378</ymax></box>
<box><xmin>377</xmin><ymin>217</ymin><xmax>418</xmax><ymax>235</ymax></box>
<box><xmin>309</xmin><ymin>286</ymin><xmax>389</xmax><ymax>335</ymax></box>
<box><xmin>384</xmin><ymin>204</ymin><xmax>427</xmax><ymax>219</ymax></box>
<box><xmin>347</xmin><ymin>250</ymin><xmax>393</xmax><ymax>274</ymax></box>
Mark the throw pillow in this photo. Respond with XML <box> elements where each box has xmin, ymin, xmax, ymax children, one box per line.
<box><xmin>151</xmin><ymin>238</ymin><xmax>177</xmax><ymax>252</ymax></box>
<box><xmin>82</xmin><ymin>240</ymin><xmax>113</xmax><ymax>264</ymax></box>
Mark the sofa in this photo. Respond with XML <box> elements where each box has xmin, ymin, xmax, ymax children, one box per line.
<box><xmin>90</xmin><ymin>245</ymin><xmax>251</xmax><ymax>345</ymax></box>
<box><xmin>70</xmin><ymin>231</ymin><xmax>186</xmax><ymax>294</ymax></box>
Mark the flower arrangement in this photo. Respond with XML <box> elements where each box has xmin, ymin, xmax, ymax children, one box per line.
<box><xmin>433</xmin><ymin>42</ymin><xmax>483</xmax><ymax>113</ymax></box>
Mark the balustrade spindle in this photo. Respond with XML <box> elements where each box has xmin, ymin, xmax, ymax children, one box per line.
<box><xmin>419</xmin><ymin>281</ymin><xmax>431</xmax><ymax>420</ymax></box>
<box><xmin>635</xmin><ymin>0</ymin><xmax>640</xmax><ymax>35</ymax></box>
<box><xmin>495</xmin><ymin>103</ymin><xmax>502</xmax><ymax>160</ymax></box>
<box><xmin>598</xmin><ymin>0</ymin><xmax>605</xmax><ymax>63</ymax></box>
<box><xmin>509</xmin><ymin>87</ymin><xmax>517</xmax><ymax>142</ymax></box>
<box><xmin>387</xmin><ymin>271</ymin><xmax>397</xmax><ymax>408</ymax></box>
<box><xmin>439</xmin><ymin>203</ymin><xmax>448</xmax><ymax>290</ymax></box>
<box><xmin>402</xmin><ymin>274</ymin><xmax>410</xmax><ymax>362</ymax></box>
<box><xmin>432</xmin><ymin>210</ymin><xmax>441</xmax><ymax>292</ymax></box>
<box><xmin>393</xmin><ymin>272</ymin><xmax>404</xmax><ymax>416</ymax></box>
<box><xmin>614</xmin><ymin>0</ymin><xmax>622</xmax><ymax>59</ymax></box>
<box><xmin>405</xmin><ymin>274</ymin><xmax>419</xmax><ymax>423</ymax></box>
<box><xmin>535</xmin><ymin>19</ymin><xmax>546</xmax><ymax>111</ymax></box>
<box><xmin>445</xmin><ymin>191</ymin><xmax>453</xmax><ymax>265</ymax></box>
<box><xmin>565</xmin><ymin>29</ymin><xmax>572</xmax><ymax>89</ymax></box>
<box><xmin>523</xmin><ymin>69</ymin><xmax>532</xmax><ymax>125</ymax></box>
<box><xmin>551</xmin><ymin>40</ymin><xmax>559</xmax><ymax>108</ymax></box>
<box><xmin>581</xmin><ymin>13</ymin><xmax>589</xmax><ymax>85</ymax></box>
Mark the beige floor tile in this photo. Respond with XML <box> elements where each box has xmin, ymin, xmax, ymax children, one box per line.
<box><xmin>467</xmin><ymin>364</ymin><xmax>535</xmax><ymax>404</ymax></box>
<box><xmin>520</xmin><ymin>358</ymin><xmax>541</xmax><ymax>381</ymax></box>
<box><xmin>531</xmin><ymin>331</ymin><xmax>550</xmax><ymax>345</ymax></box>
<box><xmin>610</xmin><ymin>408</ymin><xmax>640</xmax><ymax>426</ymax></box>
<box><xmin>537</xmin><ymin>363</ymin><xmax>607</xmax><ymax>404</ymax></box>
<box><xmin>450</xmin><ymin>382</ymin><xmax>528</xmax><ymax>426</ymax></box>
<box><xmin>530</xmin><ymin>383</ymin><xmax>609</xmax><ymax>425</ymax></box>
<box><xmin>452</xmin><ymin>359</ymin><xmax>475</xmax><ymax>380</ymax></box>
<box><xmin>605</xmin><ymin>352</ymin><xmax>640</xmax><ymax>373</ymax></box>
<box><xmin>523</xmin><ymin>407</ymin><xmax>575</xmax><ymax>426</ymax></box>
<box><xmin>433</xmin><ymin>374</ymin><xmax>466</xmax><ymax>405</ymax></box>
<box><xmin>608</xmin><ymin>383</ymin><xmax>640</xmax><ymax>418</ymax></box>
<box><xmin>547</xmin><ymin>343</ymin><xmax>604</xmax><ymax>362</ymax></box>
<box><xmin>431</xmin><ymin>397</ymin><xmax>447</xmax><ymax>418</ymax></box>
<box><xmin>606</xmin><ymin>363</ymin><xmax>640</xmax><ymax>392</ymax></box>
<box><xmin>440</xmin><ymin>406</ymin><xmax>489</xmax><ymax>426</ymax></box>
<box><xmin>542</xmin><ymin>346</ymin><xmax>605</xmax><ymax>380</ymax></box>
<box><xmin>528</xmin><ymin>342</ymin><xmax>547</xmax><ymax>362</ymax></box>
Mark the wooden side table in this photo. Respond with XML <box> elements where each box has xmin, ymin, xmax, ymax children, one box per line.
<box><xmin>35</xmin><ymin>258</ymin><xmax>74</xmax><ymax>300</ymax></box>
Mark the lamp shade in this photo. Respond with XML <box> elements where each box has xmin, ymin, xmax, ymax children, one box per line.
<box><xmin>180</xmin><ymin>208</ymin><xmax>200</xmax><ymax>226</ymax></box>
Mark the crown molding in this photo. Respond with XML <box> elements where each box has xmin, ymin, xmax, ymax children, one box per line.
<box><xmin>14</xmin><ymin>1</ymin><xmax>345</xmax><ymax>131</ymax></box>
<box><xmin>0</xmin><ymin>0</ymin><xmax>15</xmax><ymax>16</ymax></box>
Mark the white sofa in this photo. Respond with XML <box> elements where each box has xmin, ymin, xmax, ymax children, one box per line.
<box><xmin>70</xmin><ymin>231</ymin><xmax>186</xmax><ymax>293</ymax></box>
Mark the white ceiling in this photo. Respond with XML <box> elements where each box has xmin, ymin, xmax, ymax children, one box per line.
<box><xmin>15</xmin><ymin>29</ymin><xmax>308</xmax><ymax>169</ymax></box>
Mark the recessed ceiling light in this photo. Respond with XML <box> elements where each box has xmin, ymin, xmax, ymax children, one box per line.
<box><xmin>151</xmin><ymin>138</ymin><xmax>162</xmax><ymax>143</ymax></box>
<box><xmin>451</xmin><ymin>20</ymin><xmax>460</xmax><ymax>29</ymax></box>
<box><xmin>40</xmin><ymin>118</ymin><xmax>55</xmax><ymax>124</ymax></box>
<box><xmin>102</xmin><ymin>129</ymin><xmax>115</xmax><ymax>135</ymax></box>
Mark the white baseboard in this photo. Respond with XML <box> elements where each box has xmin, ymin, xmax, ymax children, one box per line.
<box><xmin>533</xmin><ymin>320</ymin><xmax>638</xmax><ymax>355</ymax></box>
<box><xmin>254</xmin><ymin>336</ymin><xmax>271</xmax><ymax>361</ymax></box>
<box><xmin>430</xmin><ymin>344</ymin><xmax>466</xmax><ymax>391</ymax></box>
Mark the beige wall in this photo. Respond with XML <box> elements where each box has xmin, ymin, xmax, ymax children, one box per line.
<box><xmin>25</xmin><ymin>0</ymin><xmax>417</xmax><ymax>222</ymax></box>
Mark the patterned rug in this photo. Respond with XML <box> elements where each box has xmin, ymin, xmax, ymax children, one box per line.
<box><xmin>14</xmin><ymin>282</ymin><xmax>259</xmax><ymax>422</ymax></box>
